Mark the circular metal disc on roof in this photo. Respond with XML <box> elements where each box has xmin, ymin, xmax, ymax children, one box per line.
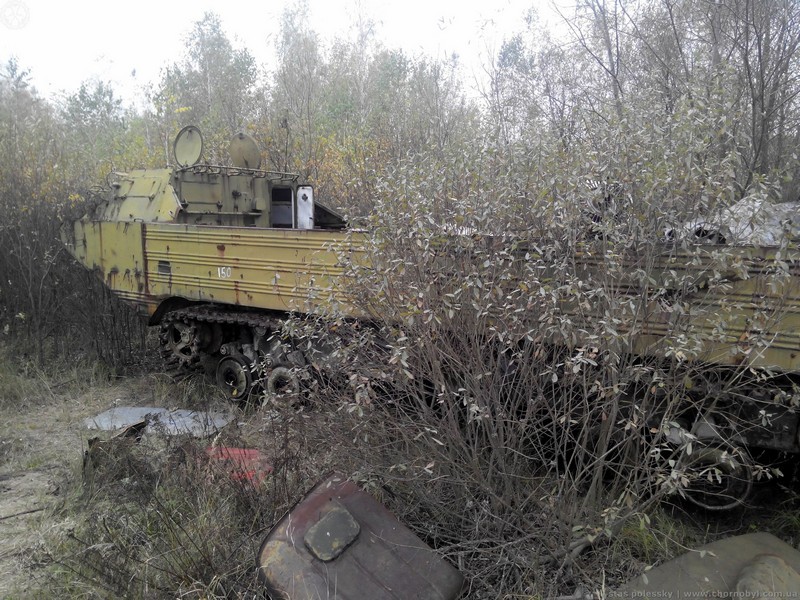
<box><xmin>229</xmin><ymin>132</ymin><xmax>262</xmax><ymax>169</ymax></box>
<box><xmin>173</xmin><ymin>125</ymin><xmax>204</xmax><ymax>168</ymax></box>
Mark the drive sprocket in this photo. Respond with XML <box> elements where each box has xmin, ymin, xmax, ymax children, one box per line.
<box><xmin>159</xmin><ymin>320</ymin><xmax>204</xmax><ymax>370</ymax></box>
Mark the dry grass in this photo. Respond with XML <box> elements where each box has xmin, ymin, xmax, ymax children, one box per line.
<box><xmin>1</xmin><ymin>335</ymin><xmax>796</xmax><ymax>599</ymax></box>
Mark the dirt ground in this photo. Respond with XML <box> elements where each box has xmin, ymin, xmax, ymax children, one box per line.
<box><xmin>0</xmin><ymin>373</ymin><xmax>192</xmax><ymax>598</ymax></box>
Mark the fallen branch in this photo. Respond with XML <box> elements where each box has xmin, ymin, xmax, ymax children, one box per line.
<box><xmin>0</xmin><ymin>507</ymin><xmax>45</xmax><ymax>521</ymax></box>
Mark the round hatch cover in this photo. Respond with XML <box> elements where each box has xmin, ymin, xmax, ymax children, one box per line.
<box><xmin>229</xmin><ymin>132</ymin><xmax>262</xmax><ymax>169</ymax></box>
<box><xmin>173</xmin><ymin>125</ymin><xmax>204</xmax><ymax>168</ymax></box>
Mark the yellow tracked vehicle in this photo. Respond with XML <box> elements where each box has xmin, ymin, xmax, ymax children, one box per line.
<box><xmin>61</xmin><ymin>126</ymin><xmax>361</xmax><ymax>400</ymax></box>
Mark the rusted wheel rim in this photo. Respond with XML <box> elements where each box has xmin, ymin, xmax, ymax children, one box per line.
<box><xmin>216</xmin><ymin>355</ymin><xmax>252</xmax><ymax>400</ymax></box>
<box><xmin>262</xmin><ymin>366</ymin><xmax>300</xmax><ymax>407</ymax></box>
<box><xmin>679</xmin><ymin>443</ymin><xmax>753</xmax><ymax>511</ymax></box>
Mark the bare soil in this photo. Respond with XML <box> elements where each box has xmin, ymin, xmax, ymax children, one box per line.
<box><xmin>0</xmin><ymin>374</ymin><xmax>171</xmax><ymax>598</ymax></box>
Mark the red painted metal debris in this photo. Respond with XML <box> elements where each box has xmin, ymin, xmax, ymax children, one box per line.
<box><xmin>205</xmin><ymin>446</ymin><xmax>273</xmax><ymax>485</ymax></box>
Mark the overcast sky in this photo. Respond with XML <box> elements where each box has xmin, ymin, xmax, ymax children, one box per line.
<box><xmin>0</xmin><ymin>0</ymin><xmax>561</xmax><ymax>104</ymax></box>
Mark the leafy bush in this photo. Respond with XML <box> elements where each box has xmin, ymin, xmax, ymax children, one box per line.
<box><xmin>321</xmin><ymin>114</ymin><xmax>798</xmax><ymax>595</ymax></box>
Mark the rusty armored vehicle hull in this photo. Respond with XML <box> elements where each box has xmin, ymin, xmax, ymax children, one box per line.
<box><xmin>62</xmin><ymin>127</ymin><xmax>361</xmax><ymax>400</ymax></box>
<box><xmin>66</xmin><ymin>219</ymin><xmax>356</xmax><ymax>321</ymax></box>
<box><xmin>62</xmin><ymin>126</ymin><xmax>800</xmax><ymax>510</ymax></box>
<box><xmin>583</xmin><ymin>245</ymin><xmax>800</xmax><ymax>371</ymax></box>
<box><xmin>578</xmin><ymin>242</ymin><xmax>800</xmax><ymax>491</ymax></box>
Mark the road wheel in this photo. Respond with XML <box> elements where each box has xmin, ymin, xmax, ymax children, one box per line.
<box><xmin>262</xmin><ymin>366</ymin><xmax>301</xmax><ymax>408</ymax></box>
<box><xmin>678</xmin><ymin>442</ymin><xmax>753</xmax><ymax>511</ymax></box>
<box><xmin>216</xmin><ymin>354</ymin><xmax>253</xmax><ymax>401</ymax></box>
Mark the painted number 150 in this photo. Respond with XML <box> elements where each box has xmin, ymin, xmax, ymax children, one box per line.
<box><xmin>217</xmin><ymin>266</ymin><xmax>232</xmax><ymax>279</ymax></box>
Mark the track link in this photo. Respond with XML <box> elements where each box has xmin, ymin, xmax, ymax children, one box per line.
<box><xmin>158</xmin><ymin>304</ymin><xmax>285</xmax><ymax>379</ymax></box>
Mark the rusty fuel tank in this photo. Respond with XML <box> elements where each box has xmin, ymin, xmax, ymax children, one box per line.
<box><xmin>257</xmin><ymin>474</ymin><xmax>464</xmax><ymax>599</ymax></box>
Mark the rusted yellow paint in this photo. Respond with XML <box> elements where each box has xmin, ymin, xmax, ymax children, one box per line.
<box><xmin>61</xmin><ymin>157</ymin><xmax>800</xmax><ymax>376</ymax></box>
<box><xmin>69</xmin><ymin>220</ymin><xmax>150</xmax><ymax>315</ymax></box>
<box><xmin>145</xmin><ymin>224</ymin><xmax>361</xmax><ymax>315</ymax></box>
<box><xmin>100</xmin><ymin>169</ymin><xmax>181</xmax><ymax>223</ymax></box>
<box><xmin>64</xmin><ymin>219</ymin><xmax>362</xmax><ymax>319</ymax></box>
<box><xmin>570</xmin><ymin>244</ymin><xmax>800</xmax><ymax>372</ymax></box>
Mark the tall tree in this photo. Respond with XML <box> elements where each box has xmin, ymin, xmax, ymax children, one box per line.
<box><xmin>152</xmin><ymin>12</ymin><xmax>257</xmax><ymax>162</ymax></box>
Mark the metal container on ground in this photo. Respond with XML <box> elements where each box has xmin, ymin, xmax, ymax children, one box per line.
<box><xmin>257</xmin><ymin>473</ymin><xmax>464</xmax><ymax>600</ymax></box>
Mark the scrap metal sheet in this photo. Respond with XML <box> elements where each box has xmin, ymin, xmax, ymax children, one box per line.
<box><xmin>85</xmin><ymin>406</ymin><xmax>233</xmax><ymax>437</ymax></box>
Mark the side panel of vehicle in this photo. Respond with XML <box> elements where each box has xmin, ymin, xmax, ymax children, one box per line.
<box><xmin>66</xmin><ymin>219</ymin><xmax>362</xmax><ymax>318</ymax></box>
<box><xmin>143</xmin><ymin>224</ymin><xmax>358</xmax><ymax>314</ymax></box>
<box><xmin>67</xmin><ymin>220</ymin><xmax>152</xmax><ymax>317</ymax></box>
<box><xmin>569</xmin><ymin>245</ymin><xmax>800</xmax><ymax>372</ymax></box>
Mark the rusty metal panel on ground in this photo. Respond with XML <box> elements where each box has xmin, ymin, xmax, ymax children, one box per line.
<box><xmin>257</xmin><ymin>474</ymin><xmax>464</xmax><ymax>600</ymax></box>
<box><xmin>205</xmin><ymin>446</ymin><xmax>273</xmax><ymax>485</ymax></box>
